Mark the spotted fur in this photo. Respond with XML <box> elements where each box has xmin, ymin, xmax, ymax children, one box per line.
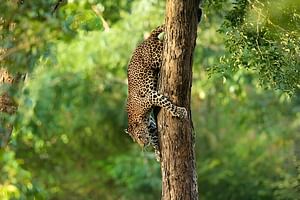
<box><xmin>126</xmin><ymin>25</ymin><xmax>187</xmax><ymax>161</ymax></box>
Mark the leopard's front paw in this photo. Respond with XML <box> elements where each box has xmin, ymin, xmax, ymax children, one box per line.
<box><xmin>175</xmin><ymin>107</ymin><xmax>188</xmax><ymax>119</ymax></box>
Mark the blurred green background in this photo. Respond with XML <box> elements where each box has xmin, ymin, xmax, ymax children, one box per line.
<box><xmin>0</xmin><ymin>0</ymin><xmax>299</xmax><ymax>199</ymax></box>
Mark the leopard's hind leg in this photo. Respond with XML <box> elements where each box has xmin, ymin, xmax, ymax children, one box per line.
<box><xmin>150</xmin><ymin>91</ymin><xmax>187</xmax><ymax>119</ymax></box>
<box><xmin>148</xmin><ymin>115</ymin><xmax>160</xmax><ymax>161</ymax></box>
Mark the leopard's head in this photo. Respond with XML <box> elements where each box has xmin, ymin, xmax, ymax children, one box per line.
<box><xmin>125</xmin><ymin>121</ymin><xmax>149</xmax><ymax>147</ymax></box>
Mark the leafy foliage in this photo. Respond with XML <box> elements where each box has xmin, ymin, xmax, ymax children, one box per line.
<box><xmin>216</xmin><ymin>0</ymin><xmax>300</xmax><ymax>94</ymax></box>
<box><xmin>0</xmin><ymin>0</ymin><xmax>299</xmax><ymax>199</ymax></box>
<box><xmin>0</xmin><ymin>149</ymin><xmax>46</xmax><ymax>200</ymax></box>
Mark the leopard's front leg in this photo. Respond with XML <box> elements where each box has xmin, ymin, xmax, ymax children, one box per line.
<box><xmin>150</xmin><ymin>91</ymin><xmax>187</xmax><ymax>119</ymax></box>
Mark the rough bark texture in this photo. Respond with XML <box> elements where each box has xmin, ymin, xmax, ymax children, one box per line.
<box><xmin>0</xmin><ymin>68</ymin><xmax>19</xmax><ymax>147</ymax></box>
<box><xmin>158</xmin><ymin>0</ymin><xmax>200</xmax><ymax>199</ymax></box>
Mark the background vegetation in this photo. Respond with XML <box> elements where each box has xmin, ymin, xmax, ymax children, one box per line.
<box><xmin>1</xmin><ymin>0</ymin><xmax>299</xmax><ymax>199</ymax></box>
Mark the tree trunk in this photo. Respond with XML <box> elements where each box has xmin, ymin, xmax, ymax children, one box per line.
<box><xmin>158</xmin><ymin>0</ymin><xmax>201</xmax><ymax>199</ymax></box>
<box><xmin>0</xmin><ymin>68</ymin><xmax>20</xmax><ymax>147</ymax></box>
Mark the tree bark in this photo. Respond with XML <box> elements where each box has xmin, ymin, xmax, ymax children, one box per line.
<box><xmin>158</xmin><ymin>0</ymin><xmax>201</xmax><ymax>199</ymax></box>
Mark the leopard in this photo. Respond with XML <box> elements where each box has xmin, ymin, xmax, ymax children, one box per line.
<box><xmin>125</xmin><ymin>25</ymin><xmax>187</xmax><ymax>161</ymax></box>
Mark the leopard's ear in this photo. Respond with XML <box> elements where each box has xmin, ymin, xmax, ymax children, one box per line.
<box><xmin>124</xmin><ymin>129</ymin><xmax>128</xmax><ymax>134</ymax></box>
<box><xmin>150</xmin><ymin>25</ymin><xmax>165</xmax><ymax>39</ymax></box>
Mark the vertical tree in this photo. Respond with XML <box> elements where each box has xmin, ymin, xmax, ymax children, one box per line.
<box><xmin>158</xmin><ymin>0</ymin><xmax>201</xmax><ymax>199</ymax></box>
